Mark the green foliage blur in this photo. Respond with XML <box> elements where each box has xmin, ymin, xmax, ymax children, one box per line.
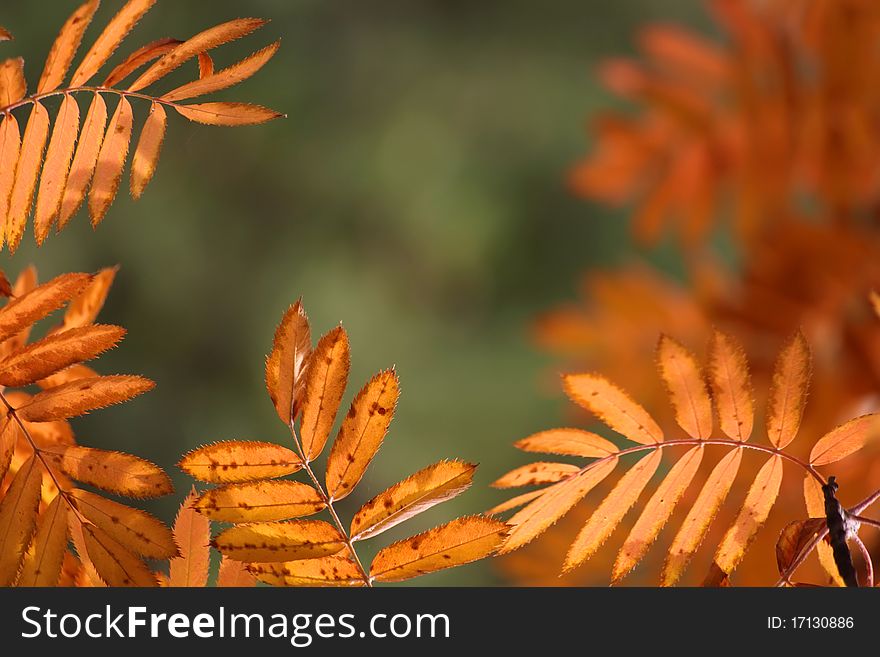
<box><xmin>2</xmin><ymin>0</ymin><xmax>706</xmax><ymax>584</ymax></box>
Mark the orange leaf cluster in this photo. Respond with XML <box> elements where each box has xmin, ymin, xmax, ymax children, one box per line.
<box><xmin>0</xmin><ymin>266</ymin><xmax>173</xmax><ymax>587</ymax></box>
<box><xmin>0</xmin><ymin>0</ymin><xmax>282</xmax><ymax>251</ymax></box>
<box><xmin>179</xmin><ymin>300</ymin><xmax>506</xmax><ymax>586</ymax></box>
<box><xmin>494</xmin><ymin>331</ymin><xmax>880</xmax><ymax>585</ymax></box>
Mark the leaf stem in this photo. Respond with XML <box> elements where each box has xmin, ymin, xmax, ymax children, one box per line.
<box><xmin>287</xmin><ymin>420</ymin><xmax>373</xmax><ymax>587</ymax></box>
<box><xmin>0</xmin><ymin>86</ymin><xmax>195</xmax><ymax>117</ymax></box>
<box><xmin>574</xmin><ymin>436</ymin><xmax>827</xmax><ymax>485</ymax></box>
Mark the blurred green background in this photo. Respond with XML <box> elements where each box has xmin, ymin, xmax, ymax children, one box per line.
<box><xmin>2</xmin><ymin>0</ymin><xmax>708</xmax><ymax>584</ymax></box>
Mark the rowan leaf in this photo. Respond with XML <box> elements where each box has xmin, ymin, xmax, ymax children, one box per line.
<box><xmin>612</xmin><ymin>445</ymin><xmax>704</xmax><ymax>583</ymax></box>
<box><xmin>6</xmin><ymin>101</ymin><xmax>50</xmax><ymax>253</ymax></box>
<box><xmin>351</xmin><ymin>460</ymin><xmax>476</xmax><ymax>541</ymax></box>
<box><xmin>130</xmin><ymin>101</ymin><xmax>166</xmax><ymax>199</ymax></box>
<box><xmin>34</xmin><ymin>94</ymin><xmax>80</xmax><ymax>242</ymax></box>
<box><xmin>248</xmin><ymin>556</ymin><xmax>363</xmax><ymax>587</ymax></box>
<box><xmin>265</xmin><ymin>300</ymin><xmax>311</xmax><ymax>426</ymax></box>
<box><xmin>766</xmin><ymin>331</ymin><xmax>811</xmax><ymax>449</ymax></box>
<box><xmin>0</xmin><ymin>324</ymin><xmax>125</xmax><ymax>387</ymax></box>
<box><xmin>0</xmin><ymin>115</ymin><xmax>21</xmax><ymax>250</ymax></box>
<box><xmin>80</xmin><ymin>523</ymin><xmax>157</xmax><ymax>587</ymax></box>
<box><xmin>299</xmin><ymin>326</ymin><xmax>349</xmax><ymax>461</ymax></box>
<box><xmin>370</xmin><ymin>516</ymin><xmax>508</xmax><ymax>582</ymax></box>
<box><xmin>169</xmin><ymin>487</ymin><xmax>210</xmax><ymax>587</ymax></box>
<box><xmin>41</xmin><ymin>444</ymin><xmax>172</xmax><ymax>498</ymax></box>
<box><xmin>708</xmin><ymin>330</ymin><xmax>753</xmax><ymax>442</ymax></box>
<box><xmin>563</xmin><ymin>373</ymin><xmax>663</xmax><ymax>444</ymax></box>
<box><xmin>491</xmin><ymin>462</ymin><xmax>580</xmax><ymax>489</ymax></box>
<box><xmin>657</xmin><ymin>334</ymin><xmax>712</xmax><ymax>439</ymax></box>
<box><xmin>809</xmin><ymin>414</ymin><xmax>880</xmax><ymax>466</ymax></box>
<box><xmin>17</xmin><ymin>495</ymin><xmax>68</xmax><ymax>587</ymax></box>
<box><xmin>713</xmin><ymin>455</ymin><xmax>784</xmax><ymax>577</ymax></box>
<box><xmin>216</xmin><ymin>556</ymin><xmax>256</xmax><ymax>587</ymax></box>
<box><xmin>500</xmin><ymin>457</ymin><xmax>618</xmax><ymax>553</ymax></box>
<box><xmin>37</xmin><ymin>364</ymin><xmax>99</xmax><ymax>389</ymax></box>
<box><xmin>37</xmin><ymin>0</ymin><xmax>100</xmax><ymax>93</ymax></box>
<box><xmin>164</xmin><ymin>41</ymin><xmax>281</xmax><ymax>102</ymax></box>
<box><xmin>662</xmin><ymin>448</ymin><xmax>743</xmax><ymax>586</ymax></box>
<box><xmin>129</xmin><ymin>18</ymin><xmax>268</xmax><ymax>92</ymax></box>
<box><xmin>70</xmin><ymin>0</ymin><xmax>157</xmax><ymax>86</ymax></box>
<box><xmin>17</xmin><ymin>375</ymin><xmax>155</xmax><ymax>422</ymax></box>
<box><xmin>0</xmin><ymin>455</ymin><xmax>42</xmax><ymax>586</ymax></box>
<box><xmin>178</xmin><ymin>440</ymin><xmax>302</xmax><ymax>483</ymax></box>
<box><xmin>0</xmin><ymin>416</ymin><xmax>16</xmax><ymax>483</ymax></box>
<box><xmin>58</xmin><ymin>92</ymin><xmax>107</xmax><ymax>229</ymax></box>
<box><xmin>325</xmin><ymin>368</ymin><xmax>399</xmax><ymax>500</ymax></box>
<box><xmin>194</xmin><ymin>480</ymin><xmax>325</xmax><ymax>523</ymax></box>
<box><xmin>89</xmin><ymin>96</ymin><xmax>133</xmax><ymax>226</ymax></box>
<box><xmin>212</xmin><ymin>519</ymin><xmax>345</xmax><ymax>562</ymax></box>
<box><xmin>0</xmin><ymin>57</ymin><xmax>26</xmax><ymax>106</ymax></box>
<box><xmin>0</xmin><ymin>271</ymin><xmax>92</xmax><ymax>343</ymax></box>
<box><xmin>174</xmin><ymin>102</ymin><xmax>283</xmax><ymax>126</ymax></box>
<box><xmin>69</xmin><ymin>489</ymin><xmax>176</xmax><ymax>559</ymax></box>
<box><xmin>564</xmin><ymin>449</ymin><xmax>661</xmax><ymax>572</ymax></box>
<box><xmin>514</xmin><ymin>428</ymin><xmax>618</xmax><ymax>458</ymax></box>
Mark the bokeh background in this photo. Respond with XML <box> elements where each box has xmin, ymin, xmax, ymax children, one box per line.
<box><xmin>1</xmin><ymin>0</ymin><xmax>711</xmax><ymax>584</ymax></box>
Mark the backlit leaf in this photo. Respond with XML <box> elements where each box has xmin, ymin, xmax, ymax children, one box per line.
<box><xmin>178</xmin><ymin>440</ymin><xmax>302</xmax><ymax>483</ymax></box>
<box><xmin>370</xmin><ymin>516</ymin><xmax>508</xmax><ymax>582</ymax></box>
<box><xmin>657</xmin><ymin>334</ymin><xmax>712</xmax><ymax>439</ymax></box>
<box><xmin>563</xmin><ymin>373</ymin><xmax>663</xmax><ymax>444</ymax></box>
<box><xmin>34</xmin><ymin>94</ymin><xmax>80</xmax><ymax>242</ymax></box>
<box><xmin>299</xmin><ymin>326</ymin><xmax>349</xmax><ymax>461</ymax></box>
<box><xmin>0</xmin><ymin>271</ymin><xmax>91</xmax><ymax>343</ymax></box>
<box><xmin>169</xmin><ymin>488</ymin><xmax>210</xmax><ymax>587</ymax></box>
<box><xmin>58</xmin><ymin>92</ymin><xmax>107</xmax><ymax>229</ymax></box>
<box><xmin>213</xmin><ymin>519</ymin><xmax>345</xmax><ymax>562</ymax></box>
<box><xmin>174</xmin><ymin>102</ymin><xmax>283</xmax><ymax>126</ymax></box>
<box><xmin>809</xmin><ymin>414</ymin><xmax>880</xmax><ymax>466</ymax></box>
<box><xmin>89</xmin><ymin>96</ymin><xmax>133</xmax><ymax>226</ymax></box>
<box><xmin>265</xmin><ymin>300</ymin><xmax>311</xmax><ymax>426</ymax></box>
<box><xmin>194</xmin><ymin>480</ymin><xmax>325</xmax><ymax>523</ymax></box>
<box><xmin>81</xmin><ymin>523</ymin><xmax>157</xmax><ymax>587</ymax></box>
<box><xmin>17</xmin><ymin>495</ymin><xmax>68</xmax><ymax>586</ymax></box>
<box><xmin>38</xmin><ymin>0</ymin><xmax>100</xmax><ymax>93</ymax></box>
<box><xmin>514</xmin><ymin>428</ymin><xmax>618</xmax><ymax>458</ymax></box>
<box><xmin>766</xmin><ymin>331</ymin><xmax>811</xmax><ymax>449</ymax></box>
<box><xmin>0</xmin><ymin>455</ymin><xmax>42</xmax><ymax>585</ymax></box>
<box><xmin>130</xmin><ymin>102</ymin><xmax>166</xmax><ymax>199</ymax></box>
<box><xmin>6</xmin><ymin>101</ymin><xmax>50</xmax><ymax>253</ymax></box>
<box><xmin>17</xmin><ymin>374</ymin><xmax>154</xmax><ymax>422</ymax></box>
<box><xmin>248</xmin><ymin>556</ymin><xmax>363</xmax><ymax>587</ymax></box>
<box><xmin>41</xmin><ymin>444</ymin><xmax>172</xmax><ymax>498</ymax></box>
<box><xmin>351</xmin><ymin>460</ymin><xmax>476</xmax><ymax>541</ymax></box>
<box><xmin>708</xmin><ymin>331</ymin><xmax>753</xmax><ymax>442</ymax></box>
<box><xmin>325</xmin><ymin>369</ymin><xmax>399</xmax><ymax>500</ymax></box>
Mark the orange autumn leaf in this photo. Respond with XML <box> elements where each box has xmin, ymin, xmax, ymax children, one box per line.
<box><xmin>370</xmin><ymin>516</ymin><xmax>508</xmax><ymax>582</ymax></box>
<box><xmin>563</xmin><ymin>373</ymin><xmax>663</xmax><ymax>444</ymax></box>
<box><xmin>216</xmin><ymin>557</ymin><xmax>256</xmax><ymax>587</ymax></box>
<box><xmin>80</xmin><ymin>523</ymin><xmax>157</xmax><ymax>587</ymax></box>
<box><xmin>17</xmin><ymin>495</ymin><xmax>68</xmax><ymax>587</ymax></box>
<box><xmin>265</xmin><ymin>300</ymin><xmax>311</xmax><ymax>427</ymax></box>
<box><xmin>766</xmin><ymin>331</ymin><xmax>811</xmax><ymax>449</ymax></box>
<box><xmin>41</xmin><ymin>444</ymin><xmax>172</xmax><ymax>499</ymax></box>
<box><xmin>0</xmin><ymin>455</ymin><xmax>42</xmax><ymax>585</ymax></box>
<box><xmin>656</xmin><ymin>335</ymin><xmax>712</xmax><ymax>440</ymax></box>
<box><xmin>248</xmin><ymin>556</ymin><xmax>363</xmax><ymax>588</ymax></box>
<box><xmin>809</xmin><ymin>414</ymin><xmax>880</xmax><ymax>466</ymax></box>
<box><xmin>514</xmin><ymin>428</ymin><xmax>618</xmax><ymax>458</ymax></box>
<box><xmin>299</xmin><ymin>326</ymin><xmax>349</xmax><ymax>461</ymax></box>
<box><xmin>708</xmin><ymin>331</ymin><xmax>753</xmax><ymax>442</ymax></box>
<box><xmin>213</xmin><ymin>519</ymin><xmax>345</xmax><ymax>563</ymax></box>
<box><xmin>491</xmin><ymin>462</ymin><xmax>580</xmax><ymax>489</ymax></box>
<box><xmin>169</xmin><ymin>488</ymin><xmax>210</xmax><ymax>588</ymax></box>
<box><xmin>179</xmin><ymin>440</ymin><xmax>303</xmax><ymax>484</ymax></box>
<box><xmin>194</xmin><ymin>480</ymin><xmax>325</xmax><ymax>523</ymax></box>
<box><xmin>17</xmin><ymin>375</ymin><xmax>155</xmax><ymax>422</ymax></box>
<box><xmin>325</xmin><ymin>369</ymin><xmax>399</xmax><ymax>500</ymax></box>
<box><xmin>351</xmin><ymin>460</ymin><xmax>476</xmax><ymax>541</ymax></box>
